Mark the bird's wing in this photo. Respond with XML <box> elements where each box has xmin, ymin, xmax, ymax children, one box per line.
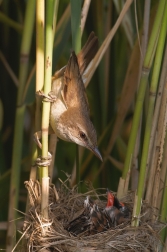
<box><xmin>62</xmin><ymin>51</ymin><xmax>89</xmax><ymax>113</ymax></box>
<box><xmin>77</xmin><ymin>31</ymin><xmax>98</xmax><ymax>76</ymax></box>
<box><xmin>52</xmin><ymin>32</ymin><xmax>98</xmax><ymax>80</ymax></box>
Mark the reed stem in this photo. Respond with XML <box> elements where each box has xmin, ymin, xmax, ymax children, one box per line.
<box><xmin>70</xmin><ymin>0</ymin><xmax>81</xmax><ymax>186</ymax></box>
<box><xmin>6</xmin><ymin>0</ymin><xmax>35</xmax><ymax>250</ymax></box>
<box><xmin>40</xmin><ymin>0</ymin><xmax>55</xmax><ymax>218</ymax></box>
<box><xmin>117</xmin><ymin>0</ymin><xmax>166</xmax><ymax>199</ymax></box>
<box><xmin>132</xmin><ymin>0</ymin><xmax>167</xmax><ymax>226</ymax></box>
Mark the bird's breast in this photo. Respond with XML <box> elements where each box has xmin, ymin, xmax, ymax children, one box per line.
<box><xmin>50</xmin><ymin>77</ymin><xmax>68</xmax><ymax>141</ymax></box>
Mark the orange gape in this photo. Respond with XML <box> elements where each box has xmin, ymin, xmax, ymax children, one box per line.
<box><xmin>106</xmin><ymin>189</ymin><xmax>115</xmax><ymax>207</ymax></box>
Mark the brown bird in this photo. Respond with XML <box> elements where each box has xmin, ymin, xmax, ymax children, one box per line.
<box><xmin>35</xmin><ymin>32</ymin><xmax>102</xmax><ymax>161</ymax></box>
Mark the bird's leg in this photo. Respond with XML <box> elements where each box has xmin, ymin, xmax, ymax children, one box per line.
<box><xmin>34</xmin><ymin>128</ymin><xmax>54</xmax><ymax>167</ymax></box>
<box><xmin>34</xmin><ymin>126</ymin><xmax>55</xmax><ymax>149</ymax></box>
<box><xmin>34</xmin><ymin>91</ymin><xmax>56</xmax><ymax>149</ymax></box>
<box><xmin>36</xmin><ymin>90</ymin><xmax>57</xmax><ymax>103</ymax></box>
<box><xmin>34</xmin><ymin>131</ymin><xmax>42</xmax><ymax>149</ymax></box>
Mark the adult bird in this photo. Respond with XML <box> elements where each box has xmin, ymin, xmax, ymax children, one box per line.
<box><xmin>35</xmin><ymin>32</ymin><xmax>102</xmax><ymax>161</ymax></box>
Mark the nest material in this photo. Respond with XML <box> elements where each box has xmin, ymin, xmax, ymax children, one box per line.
<box><xmin>22</xmin><ymin>179</ymin><xmax>165</xmax><ymax>252</ymax></box>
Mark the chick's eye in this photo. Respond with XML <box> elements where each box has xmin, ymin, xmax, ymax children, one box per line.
<box><xmin>79</xmin><ymin>132</ymin><xmax>86</xmax><ymax>139</ymax></box>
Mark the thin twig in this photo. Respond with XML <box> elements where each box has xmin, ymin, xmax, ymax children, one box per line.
<box><xmin>81</xmin><ymin>0</ymin><xmax>91</xmax><ymax>35</ymax></box>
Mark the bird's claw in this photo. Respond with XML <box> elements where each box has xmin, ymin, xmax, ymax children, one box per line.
<box><xmin>34</xmin><ymin>131</ymin><xmax>42</xmax><ymax>149</ymax></box>
<box><xmin>36</xmin><ymin>90</ymin><xmax>57</xmax><ymax>102</ymax></box>
<box><xmin>35</xmin><ymin>152</ymin><xmax>52</xmax><ymax>167</ymax></box>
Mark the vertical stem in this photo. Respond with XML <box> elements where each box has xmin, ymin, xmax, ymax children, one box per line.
<box><xmin>160</xmin><ymin>148</ymin><xmax>167</xmax><ymax>242</ymax></box>
<box><xmin>36</xmin><ymin>0</ymin><xmax>45</xmax><ymax>131</ymax></box>
<box><xmin>48</xmin><ymin>0</ymin><xmax>59</xmax><ymax>182</ymax></box>
<box><xmin>6</xmin><ymin>0</ymin><xmax>35</xmax><ymax>250</ymax></box>
<box><xmin>42</xmin><ymin>0</ymin><xmax>54</xmax><ymax>169</ymax></box>
<box><xmin>117</xmin><ymin>0</ymin><xmax>166</xmax><ymax>199</ymax></box>
<box><xmin>70</xmin><ymin>0</ymin><xmax>81</xmax><ymax>186</ymax></box>
<box><xmin>40</xmin><ymin>0</ymin><xmax>55</xmax><ymax>218</ymax></box>
<box><xmin>145</xmin><ymin>40</ymin><xmax>167</xmax><ymax>203</ymax></box>
<box><xmin>33</xmin><ymin>0</ymin><xmax>45</xmax><ymax>186</ymax></box>
<box><xmin>130</xmin><ymin>0</ymin><xmax>151</xmax><ymax>192</ymax></box>
<box><xmin>132</xmin><ymin>0</ymin><xmax>167</xmax><ymax>226</ymax></box>
<box><xmin>81</xmin><ymin>0</ymin><xmax>91</xmax><ymax>35</ymax></box>
<box><xmin>76</xmin><ymin>145</ymin><xmax>80</xmax><ymax>189</ymax></box>
<box><xmin>70</xmin><ymin>0</ymin><xmax>81</xmax><ymax>53</ymax></box>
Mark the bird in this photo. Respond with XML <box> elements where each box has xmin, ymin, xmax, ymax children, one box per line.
<box><xmin>35</xmin><ymin>32</ymin><xmax>102</xmax><ymax>161</ymax></box>
<box><xmin>65</xmin><ymin>196</ymin><xmax>94</xmax><ymax>236</ymax></box>
<box><xmin>66</xmin><ymin>196</ymin><xmax>109</xmax><ymax>236</ymax></box>
<box><xmin>106</xmin><ymin>188</ymin><xmax>115</xmax><ymax>207</ymax></box>
<box><xmin>103</xmin><ymin>189</ymin><xmax>130</xmax><ymax>227</ymax></box>
<box><xmin>113</xmin><ymin>194</ymin><xmax>130</xmax><ymax>218</ymax></box>
<box><xmin>66</xmin><ymin>192</ymin><xmax>130</xmax><ymax>236</ymax></box>
<box><xmin>88</xmin><ymin>201</ymin><xmax>109</xmax><ymax>235</ymax></box>
<box><xmin>65</xmin><ymin>207</ymin><xmax>90</xmax><ymax>236</ymax></box>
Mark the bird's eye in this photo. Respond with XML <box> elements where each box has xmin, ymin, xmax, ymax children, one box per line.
<box><xmin>79</xmin><ymin>131</ymin><xmax>86</xmax><ymax>139</ymax></box>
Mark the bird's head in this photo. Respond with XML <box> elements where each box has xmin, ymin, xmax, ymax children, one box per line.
<box><xmin>59</xmin><ymin>107</ymin><xmax>103</xmax><ymax>161</ymax></box>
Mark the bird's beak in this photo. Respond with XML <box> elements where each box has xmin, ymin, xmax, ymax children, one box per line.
<box><xmin>92</xmin><ymin>147</ymin><xmax>103</xmax><ymax>162</ymax></box>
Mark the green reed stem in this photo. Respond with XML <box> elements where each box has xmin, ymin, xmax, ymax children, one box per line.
<box><xmin>117</xmin><ymin>0</ymin><xmax>166</xmax><ymax>201</ymax></box>
<box><xmin>132</xmin><ymin>0</ymin><xmax>167</xmax><ymax>227</ymax></box>
<box><xmin>6</xmin><ymin>0</ymin><xmax>35</xmax><ymax>250</ymax></box>
<box><xmin>70</xmin><ymin>0</ymin><xmax>82</xmax><ymax>187</ymax></box>
<box><xmin>40</xmin><ymin>0</ymin><xmax>55</xmax><ymax>218</ymax></box>
<box><xmin>70</xmin><ymin>0</ymin><xmax>81</xmax><ymax>53</ymax></box>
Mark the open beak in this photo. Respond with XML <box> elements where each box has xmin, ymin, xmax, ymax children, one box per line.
<box><xmin>92</xmin><ymin>147</ymin><xmax>103</xmax><ymax>162</ymax></box>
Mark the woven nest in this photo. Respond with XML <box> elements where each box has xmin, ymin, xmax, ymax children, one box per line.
<box><xmin>22</xmin><ymin>179</ymin><xmax>165</xmax><ymax>252</ymax></box>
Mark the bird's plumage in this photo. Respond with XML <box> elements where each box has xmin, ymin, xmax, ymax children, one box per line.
<box><xmin>34</xmin><ymin>32</ymin><xmax>102</xmax><ymax>161</ymax></box>
<box><xmin>49</xmin><ymin>32</ymin><xmax>102</xmax><ymax>161</ymax></box>
<box><xmin>66</xmin><ymin>192</ymin><xmax>130</xmax><ymax>236</ymax></box>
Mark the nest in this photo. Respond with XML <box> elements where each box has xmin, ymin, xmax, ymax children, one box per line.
<box><xmin>21</xmin><ymin>179</ymin><xmax>165</xmax><ymax>252</ymax></box>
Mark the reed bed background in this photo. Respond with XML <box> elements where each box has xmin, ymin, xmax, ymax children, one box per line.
<box><xmin>0</xmin><ymin>0</ymin><xmax>167</xmax><ymax>250</ymax></box>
